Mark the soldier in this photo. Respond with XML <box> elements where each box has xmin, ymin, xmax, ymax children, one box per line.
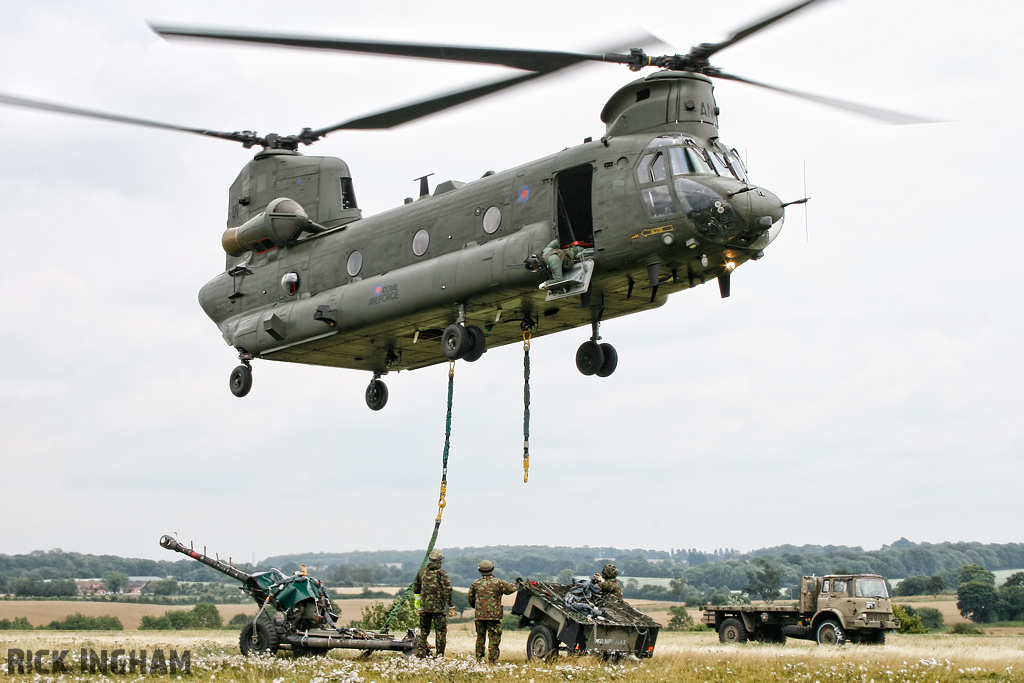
<box><xmin>524</xmin><ymin>239</ymin><xmax>584</xmax><ymax>282</ymax></box>
<box><xmin>467</xmin><ymin>560</ymin><xmax>519</xmax><ymax>663</ymax></box>
<box><xmin>596</xmin><ymin>564</ymin><xmax>623</xmax><ymax>598</ymax></box>
<box><xmin>412</xmin><ymin>549</ymin><xmax>453</xmax><ymax>657</ymax></box>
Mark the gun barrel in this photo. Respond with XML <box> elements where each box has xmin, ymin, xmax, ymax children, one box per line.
<box><xmin>159</xmin><ymin>535</ymin><xmax>252</xmax><ymax>584</ymax></box>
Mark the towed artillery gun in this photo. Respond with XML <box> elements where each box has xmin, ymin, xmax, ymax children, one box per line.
<box><xmin>159</xmin><ymin>536</ymin><xmax>416</xmax><ymax>656</ymax></box>
<box><xmin>702</xmin><ymin>574</ymin><xmax>899</xmax><ymax>646</ymax></box>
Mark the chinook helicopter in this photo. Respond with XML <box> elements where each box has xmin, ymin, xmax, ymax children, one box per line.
<box><xmin>0</xmin><ymin>0</ymin><xmax>926</xmax><ymax>411</ymax></box>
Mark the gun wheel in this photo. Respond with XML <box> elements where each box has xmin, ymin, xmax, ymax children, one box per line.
<box><xmin>240</xmin><ymin>617</ymin><xmax>280</xmax><ymax>655</ymax></box>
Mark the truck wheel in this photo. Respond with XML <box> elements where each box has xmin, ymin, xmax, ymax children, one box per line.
<box><xmin>527</xmin><ymin>624</ymin><xmax>558</xmax><ymax>660</ymax></box>
<box><xmin>240</xmin><ymin>618</ymin><xmax>279</xmax><ymax>655</ymax></box>
<box><xmin>719</xmin><ymin>618</ymin><xmax>748</xmax><ymax>643</ymax></box>
<box><xmin>816</xmin><ymin>620</ymin><xmax>845</xmax><ymax>646</ymax></box>
<box><xmin>762</xmin><ymin>627</ymin><xmax>787</xmax><ymax>644</ymax></box>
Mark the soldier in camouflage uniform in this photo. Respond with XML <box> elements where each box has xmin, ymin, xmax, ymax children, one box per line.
<box><xmin>468</xmin><ymin>560</ymin><xmax>519</xmax><ymax>663</ymax></box>
<box><xmin>597</xmin><ymin>564</ymin><xmax>623</xmax><ymax>598</ymax></box>
<box><xmin>412</xmin><ymin>549</ymin><xmax>453</xmax><ymax>657</ymax></box>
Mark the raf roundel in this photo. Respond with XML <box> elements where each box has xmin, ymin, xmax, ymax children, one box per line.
<box><xmin>518</xmin><ymin>185</ymin><xmax>530</xmax><ymax>203</ymax></box>
<box><xmin>374</xmin><ymin>284</ymin><xmax>383</xmax><ymax>296</ymax></box>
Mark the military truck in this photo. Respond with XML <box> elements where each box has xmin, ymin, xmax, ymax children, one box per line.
<box><xmin>511</xmin><ymin>578</ymin><xmax>661</xmax><ymax>660</ymax></box>
<box><xmin>702</xmin><ymin>574</ymin><xmax>899</xmax><ymax>645</ymax></box>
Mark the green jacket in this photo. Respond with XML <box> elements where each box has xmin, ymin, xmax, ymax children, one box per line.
<box><xmin>413</xmin><ymin>559</ymin><xmax>453</xmax><ymax>613</ymax></box>
<box><xmin>468</xmin><ymin>575</ymin><xmax>518</xmax><ymax>620</ymax></box>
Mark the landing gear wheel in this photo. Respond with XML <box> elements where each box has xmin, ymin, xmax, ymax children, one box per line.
<box><xmin>595</xmin><ymin>343</ymin><xmax>618</xmax><ymax>377</ymax></box>
<box><xmin>441</xmin><ymin>323</ymin><xmax>470</xmax><ymax>360</ymax></box>
<box><xmin>816</xmin><ymin>619</ymin><xmax>845</xmax><ymax>646</ymax></box>
<box><xmin>240</xmin><ymin>617</ymin><xmax>279</xmax><ymax>656</ymax></box>
<box><xmin>365</xmin><ymin>379</ymin><xmax>389</xmax><ymax>411</ymax></box>
<box><xmin>719</xmin><ymin>618</ymin><xmax>749</xmax><ymax>643</ymax></box>
<box><xmin>526</xmin><ymin>624</ymin><xmax>558</xmax><ymax>660</ymax></box>
<box><xmin>229</xmin><ymin>365</ymin><xmax>253</xmax><ymax>397</ymax></box>
<box><xmin>575</xmin><ymin>340</ymin><xmax>604</xmax><ymax>376</ymax></box>
<box><xmin>463</xmin><ymin>325</ymin><xmax>486</xmax><ymax>362</ymax></box>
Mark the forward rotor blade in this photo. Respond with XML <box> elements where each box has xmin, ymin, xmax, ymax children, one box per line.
<box><xmin>712</xmin><ymin>71</ymin><xmax>938</xmax><ymax>125</ymax></box>
<box><xmin>151</xmin><ymin>24</ymin><xmax>620</xmax><ymax>72</ymax></box>
<box><xmin>698</xmin><ymin>0</ymin><xmax>829</xmax><ymax>59</ymax></box>
<box><xmin>0</xmin><ymin>90</ymin><xmax>255</xmax><ymax>143</ymax></box>
<box><xmin>310</xmin><ymin>71</ymin><xmax>546</xmax><ymax>135</ymax></box>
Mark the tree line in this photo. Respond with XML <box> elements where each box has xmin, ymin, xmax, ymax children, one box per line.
<box><xmin>3</xmin><ymin>540</ymin><xmax>1022</xmax><ymax>604</ymax></box>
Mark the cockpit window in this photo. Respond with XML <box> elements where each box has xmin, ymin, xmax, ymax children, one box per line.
<box><xmin>636</xmin><ymin>152</ymin><xmax>670</xmax><ymax>184</ymax></box>
<box><xmin>641</xmin><ymin>185</ymin><xmax>675</xmax><ymax>218</ymax></box>
<box><xmin>727</xmin><ymin>148</ymin><xmax>748</xmax><ymax>182</ymax></box>
<box><xmin>651</xmin><ymin>153</ymin><xmax>668</xmax><ymax>182</ymax></box>
<box><xmin>669</xmin><ymin>147</ymin><xmax>714</xmax><ymax>175</ymax></box>
<box><xmin>708</xmin><ymin>150</ymin><xmax>735</xmax><ymax>178</ymax></box>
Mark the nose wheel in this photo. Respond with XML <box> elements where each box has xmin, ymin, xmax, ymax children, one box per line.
<box><xmin>229</xmin><ymin>354</ymin><xmax>254</xmax><ymax>397</ymax></box>
<box><xmin>365</xmin><ymin>374</ymin><xmax>389</xmax><ymax>411</ymax></box>
<box><xmin>576</xmin><ymin>319</ymin><xmax>617</xmax><ymax>377</ymax></box>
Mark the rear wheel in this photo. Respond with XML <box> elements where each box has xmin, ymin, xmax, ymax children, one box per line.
<box><xmin>719</xmin><ymin>618</ymin><xmax>748</xmax><ymax>643</ymax></box>
<box><xmin>441</xmin><ymin>324</ymin><xmax>469</xmax><ymax>360</ymax></box>
<box><xmin>526</xmin><ymin>624</ymin><xmax>558</xmax><ymax>660</ymax></box>
<box><xmin>463</xmin><ymin>325</ymin><xmax>486</xmax><ymax>362</ymax></box>
<box><xmin>575</xmin><ymin>341</ymin><xmax>604</xmax><ymax>375</ymax></box>
<box><xmin>816</xmin><ymin>620</ymin><xmax>845</xmax><ymax>646</ymax></box>
<box><xmin>595</xmin><ymin>343</ymin><xmax>618</xmax><ymax>377</ymax></box>
<box><xmin>240</xmin><ymin>618</ymin><xmax>279</xmax><ymax>656</ymax></box>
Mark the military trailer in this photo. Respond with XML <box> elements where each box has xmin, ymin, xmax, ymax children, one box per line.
<box><xmin>160</xmin><ymin>536</ymin><xmax>416</xmax><ymax>656</ymax></box>
<box><xmin>511</xmin><ymin>579</ymin><xmax>661</xmax><ymax>660</ymax></box>
<box><xmin>703</xmin><ymin>574</ymin><xmax>899</xmax><ymax>646</ymax></box>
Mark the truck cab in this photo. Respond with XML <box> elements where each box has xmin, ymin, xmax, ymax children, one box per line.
<box><xmin>803</xmin><ymin>574</ymin><xmax>898</xmax><ymax>644</ymax></box>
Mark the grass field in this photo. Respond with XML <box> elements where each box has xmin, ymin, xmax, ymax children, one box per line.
<box><xmin>2</xmin><ymin>629</ymin><xmax>1022</xmax><ymax>681</ymax></box>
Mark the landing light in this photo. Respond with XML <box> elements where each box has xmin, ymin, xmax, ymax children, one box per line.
<box><xmin>726</xmin><ymin>261</ymin><xmax>736</xmax><ymax>271</ymax></box>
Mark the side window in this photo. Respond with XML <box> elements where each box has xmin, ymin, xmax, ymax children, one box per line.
<box><xmin>822</xmin><ymin>580</ymin><xmax>830</xmax><ymax>594</ymax></box>
<box><xmin>832</xmin><ymin>580</ymin><xmax>848</xmax><ymax>595</ymax></box>
<box><xmin>346</xmin><ymin>250</ymin><xmax>363</xmax><ymax>276</ymax></box>
<box><xmin>482</xmin><ymin>205</ymin><xmax>501</xmax><ymax>234</ymax></box>
<box><xmin>412</xmin><ymin>229</ymin><xmax>430</xmax><ymax>256</ymax></box>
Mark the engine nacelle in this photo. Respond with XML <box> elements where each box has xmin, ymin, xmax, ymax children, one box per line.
<box><xmin>222</xmin><ymin>197</ymin><xmax>312</xmax><ymax>256</ymax></box>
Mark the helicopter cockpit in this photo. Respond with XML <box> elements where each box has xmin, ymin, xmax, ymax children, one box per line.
<box><xmin>635</xmin><ymin>134</ymin><xmax>759</xmax><ymax>240</ymax></box>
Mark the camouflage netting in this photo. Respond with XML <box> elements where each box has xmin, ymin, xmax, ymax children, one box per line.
<box><xmin>523</xmin><ymin>580</ymin><xmax>661</xmax><ymax>628</ymax></box>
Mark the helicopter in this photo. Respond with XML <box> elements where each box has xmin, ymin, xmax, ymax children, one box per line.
<box><xmin>0</xmin><ymin>0</ymin><xmax>928</xmax><ymax>412</ymax></box>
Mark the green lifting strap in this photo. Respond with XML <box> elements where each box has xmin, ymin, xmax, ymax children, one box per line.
<box><xmin>383</xmin><ymin>361</ymin><xmax>455</xmax><ymax>632</ymax></box>
<box><xmin>523</xmin><ymin>331</ymin><xmax>531</xmax><ymax>483</ymax></box>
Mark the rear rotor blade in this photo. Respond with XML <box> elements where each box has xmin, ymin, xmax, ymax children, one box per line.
<box><xmin>0</xmin><ymin>90</ymin><xmax>260</xmax><ymax>144</ymax></box>
<box><xmin>712</xmin><ymin>71</ymin><xmax>938</xmax><ymax>125</ymax></box>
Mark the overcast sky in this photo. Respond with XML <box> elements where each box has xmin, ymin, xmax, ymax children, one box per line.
<box><xmin>1</xmin><ymin>0</ymin><xmax>1021</xmax><ymax>565</ymax></box>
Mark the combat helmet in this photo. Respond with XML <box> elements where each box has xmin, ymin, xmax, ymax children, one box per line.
<box><xmin>478</xmin><ymin>560</ymin><xmax>494</xmax><ymax>575</ymax></box>
<box><xmin>602</xmin><ymin>564</ymin><xmax>618</xmax><ymax>579</ymax></box>
<box><xmin>429</xmin><ymin>550</ymin><xmax>444</xmax><ymax>562</ymax></box>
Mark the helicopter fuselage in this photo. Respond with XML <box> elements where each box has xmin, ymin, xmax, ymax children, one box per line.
<box><xmin>198</xmin><ymin>71</ymin><xmax>785</xmax><ymax>379</ymax></box>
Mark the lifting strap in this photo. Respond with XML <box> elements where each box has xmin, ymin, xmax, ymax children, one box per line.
<box><xmin>383</xmin><ymin>360</ymin><xmax>456</xmax><ymax>632</ymax></box>
<box><xmin>522</xmin><ymin>330</ymin><xmax>531</xmax><ymax>483</ymax></box>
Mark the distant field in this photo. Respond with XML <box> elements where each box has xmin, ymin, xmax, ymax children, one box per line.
<box><xmin>1</xmin><ymin>630</ymin><xmax>1021</xmax><ymax>682</ymax></box>
<box><xmin>0</xmin><ymin>599</ymin><xmax>385</xmax><ymax>630</ymax></box>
